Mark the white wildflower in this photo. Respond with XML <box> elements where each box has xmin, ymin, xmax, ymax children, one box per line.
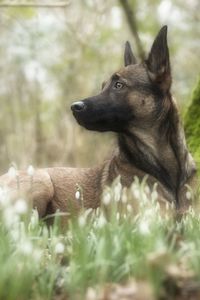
<box><xmin>144</xmin><ymin>185</ymin><xmax>150</xmax><ymax>194</ymax></box>
<box><xmin>55</xmin><ymin>242</ymin><xmax>65</xmax><ymax>254</ymax></box>
<box><xmin>8</xmin><ymin>166</ymin><xmax>17</xmax><ymax>179</ymax></box>
<box><xmin>121</xmin><ymin>189</ymin><xmax>127</xmax><ymax>203</ymax></box>
<box><xmin>10</xmin><ymin>228</ymin><xmax>20</xmax><ymax>241</ymax></box>
<box><xmin>95</xmin><ymin>207</ymin><xmax>100</xmax><ymax>215</ymax></box>
<box><xmin>3</xmin><ymin>207</ymin><xmax>19</xmax><ymax>227</ymax></box>
<box><xmin>180</xmin><ymin>241</ymin><xmax>195</xmax><ymax>254</ymax></box>
<box><xmin>132</xmin><ymin>188</ymin><xmax>140</xmax><ymax>199</ymax></box>
<box><xmin>165</xmin><ymin>201</ymin><xmax>169</xmax><ymax>211</ymax></box>
<box><xmin>155</xmin><ymin>202</ymin><xmax>161</xmax><ymax>212</ymax></box>
<box><xmin>138</xmin><ymin>220</ymin><xmax>150</xmax><ymax>235</ymax></box>
<box><xmin>97</xmin><ymin>214</ymin><xmax>106</xmax><ymax>228</ymax></box>
<box><xmin>93</xmin><ymin>220</ymin><xmax>98</xmax><ymax>228</ymax></box>
<box><xmin>29</xmin><ymin>209</ymin><xmax>39</xmax><ymax>228</ymax></box>
<box><xmin>14</xmin><ymin>199</ymin><xmax>27</xmax><ymax>214</ymax></box>
<box><xmin>127</xmin><ymin>204</ymin><xmax>132</xmax><ymax>213</ymax></box>
<box><xmin>0</xmin><ymin>186</ymin><xmax>4</xmax><ymax>200</ymax></box>
<box><xmin>186</xmin><ymin>191</ymin><xmax>192</xmax><ymax>200</ymax></box>
<box><xmin>114</xmin><ymin>182</ymin><xmax>122</xmax><ymax>202</ymax></box>
<box><xmin>19</xmin><ymin>240</ymin><xmax>33</xmax><ymax>255</ymax></box>
<box><xmin>27</xmin><ymin>165</ymin><xmax>35</xmax><ymax>176</ymax></box>
<box><xmin>143</xmin><ymin>208</ymin><xmax>152</xmax><ymax>219</ymax></box>
<box><xmin>141</xmin><ymin>192</ymin><xmax>148</xmax><ymax>204</ymax></box>
<box><xmin>103</xmin><ymin>192</ymin><xmax>111</xmax><ymax>205</ymax></box>
<box><xmin>151</xmin><ymin>190</ymin><xmax>158</xmax><ymax>201</ymax></box>
<box><xmin>75</xmin><ymin>190</ymin><xmax>80</xmax><ymax>200</ymax></box>
<box><xmin>155</xmin><ymin>239</ymin><xmax>167</xmax><ymax>252</ymax></box>
<box><xmin>116</xmin><ymin>212</ymin><xmax>120</xmax><ymax>221</ymax></box>
<box><xmin>82</xmin><ymin>208</ymin><xmax>93</xmax><ymax>221</ymax></box>
<box><xmin>0</xmin><ymin>187</ymin><xmax>10</xmax><ymax>207</ymax></box>
<box><xmin>78</xmin><ymin>215</ymin><xmax>86</xmax><ymax>227</ymax></box>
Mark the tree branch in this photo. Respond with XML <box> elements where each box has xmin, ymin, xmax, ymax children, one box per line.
<box><xmin>0</xmin><ymin>1</ymin><xmax>70</xmax><ymax>7</ymax></box>
<box><xmin>119</xmin><ymin>0</ymin><xmax>145</xmax><ymax>60</ymax></box>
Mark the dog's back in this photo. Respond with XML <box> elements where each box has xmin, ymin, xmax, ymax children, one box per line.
<box><xmin>0</xmin><ymin>165</ymin><xmax>105</xmax><ymax>218</ymax></box>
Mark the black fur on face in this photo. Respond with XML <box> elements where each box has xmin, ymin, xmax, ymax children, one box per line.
<box><xmin>72</xmin><ymin>64</ymin><xmax>167</xmax><ymax>133</ymax></box>
<box><xmin>71</xmin><ymin>26</ymin><xmax>171</xmax><ymax>133</ymax></box>
<box><xmin>72</xmin><ymin>73</ymin><xmax>135</xmax><ymax>132</ymax></box>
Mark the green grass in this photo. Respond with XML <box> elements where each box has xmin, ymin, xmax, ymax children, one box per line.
<box><xmin>0</xmin><ymin>177</ymin><xmax>200</xmax><ymax>300</ymax></box>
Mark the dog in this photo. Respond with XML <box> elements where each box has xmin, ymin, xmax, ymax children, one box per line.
<box><xmin>0</xmin><ymin>26</ymin><xmax>197</xmax><ymax>222</ymax></box>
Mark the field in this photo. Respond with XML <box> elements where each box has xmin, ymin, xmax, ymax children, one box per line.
<box><xmin>0</xmin><ymin>1</ymin><xmax>199</xmax><ymax>300</ymax></box>
<box><xmin>1</xmin><ymin>175</ymin><xmax>200</xmax><ymax>300</ymax></box>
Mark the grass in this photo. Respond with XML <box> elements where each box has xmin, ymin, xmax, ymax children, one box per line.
<box><xmin>0</xmin><ymin>176</ymin><xmax>200</xmax><ymax>300</ymax></box>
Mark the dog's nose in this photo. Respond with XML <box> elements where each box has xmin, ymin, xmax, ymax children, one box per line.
<box><xmin>71</xmin><ymin>101</ymin><xmax>85</xmax><ymax>112</ymax></box>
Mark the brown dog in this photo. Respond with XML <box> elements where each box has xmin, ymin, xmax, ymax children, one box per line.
<box><xmin>0</xmin><ymin>26</ymin><xmax>197</xmax><ymax>221</ymax></box>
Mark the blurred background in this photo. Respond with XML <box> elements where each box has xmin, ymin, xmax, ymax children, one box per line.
<box><xmin>0</xmin><ymin>0</ymin><xmax>199</xmax><ymax>172</ymax></box>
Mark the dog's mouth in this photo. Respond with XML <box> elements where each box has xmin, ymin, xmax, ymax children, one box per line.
<box><xmin>71</xmin><ymin>100</ymin><xmax>108</xmax><ymax>131</ymax></box>
<box><xmin>72</xmin><ymin>111</ymin><xmax>88</xmax><ymax>127</ymax></box>
<box><xmin>72</xmin><ymin>111</ymin><xmax>109</xmax><ymax>132</ymax></box>
<box><xmin>72</xmin><ymin>110</ymin><xmax>131</xmax><ymax>133</ymax></box>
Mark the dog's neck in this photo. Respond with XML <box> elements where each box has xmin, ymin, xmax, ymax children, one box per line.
<box><xmin>118</xmin><ymin>127</ymin><xmax>178</xmax><ymax>192</ymax></box>
<box><xmin>116</xmin><ymin>100</ymin><xmax>196</xmax><ymax>207</ymax></box>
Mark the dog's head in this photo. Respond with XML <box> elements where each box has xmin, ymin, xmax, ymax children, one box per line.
<box><xmin>71</xmin><ymin>26</ymin><xmax>172</xmax><ymax>132</ymax></box>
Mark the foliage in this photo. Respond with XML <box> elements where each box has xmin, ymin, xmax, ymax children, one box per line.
<box><xmin>0</xmin><ymin>177</ymin><xmax>200</xmax><ymax>300</ymax></box>
<box><xmin>185</xmin><ymin>77</ymin><xmax>200</xmax><ymax>166</ymax></box>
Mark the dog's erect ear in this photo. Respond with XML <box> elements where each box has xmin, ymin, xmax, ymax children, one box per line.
<box><xmin>124</xmin><ymin>41</ymin><xmax>136</xmax><ymax>66</ymax></box>
<box><xmin>146</xmin><ymin>26</ymin><xmax>171</xmax><ymax>92</ymax></box>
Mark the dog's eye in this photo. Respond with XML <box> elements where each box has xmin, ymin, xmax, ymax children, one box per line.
<box><xmin>114</xmin><ymin>81</ymin><xmax>123</xmax><ymax>90</ymax></box>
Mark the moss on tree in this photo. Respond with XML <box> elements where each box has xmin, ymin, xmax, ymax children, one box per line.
<box><xmin>185</xmin><ymin>77</ymin><xmax>200</xmax><ymax>166</ymax></box>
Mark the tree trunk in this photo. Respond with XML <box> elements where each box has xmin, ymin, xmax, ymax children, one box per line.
<box><xmin>119</xmin><ymin>0</ymin><xmax>145</xmax><ymax>60</ymax></box>
<box><xmin>32</xmin><ymin>81</ymin><xmax>44</xmax><ymax>166</ymax></box>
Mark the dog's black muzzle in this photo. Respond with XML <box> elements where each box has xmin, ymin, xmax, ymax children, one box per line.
<box><xmin>71</xmin><ymin>98</ymin><xmax>94</xmax><ymax>129</ymax></box>
<box><xmin>71</xmin><ymin>95</ymin><xmax>133</xmax><ymax>132</ymax></box>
